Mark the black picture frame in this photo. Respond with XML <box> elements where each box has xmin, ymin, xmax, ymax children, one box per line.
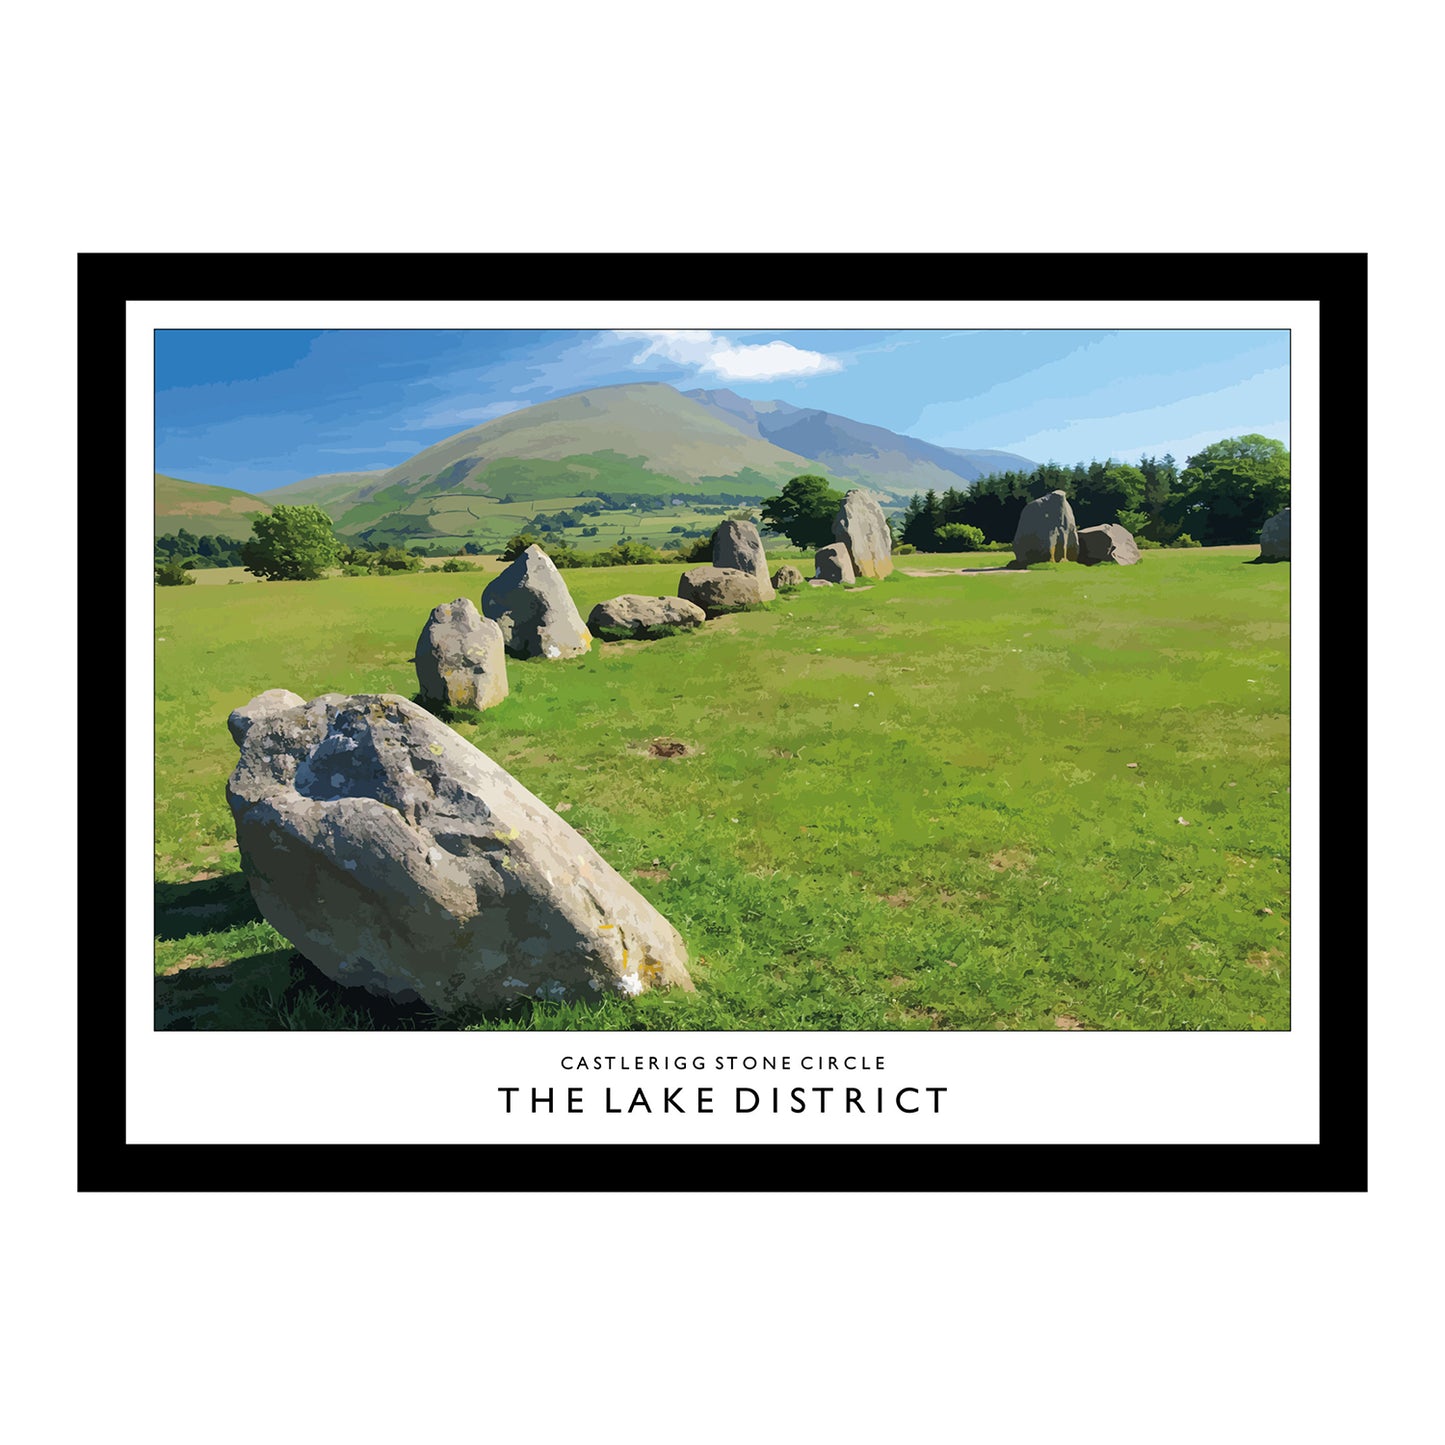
<box><xmin>84</xmin><ymin>252</ymin><xmax>1366</xmax><ymax>1191</ymax></box>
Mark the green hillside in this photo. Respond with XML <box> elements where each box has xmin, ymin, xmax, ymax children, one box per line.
<box><xmin>258</xmin><ymin>384</ymin><xmax>845</xmax><ymax>545</ymax></box>
<box><xmin>258</xmin><ymin>469</ymin><xmax>390</xmax><ymax>514</ymax></box>
<box><xmin>154</xmin><ymin>473</ymin><xmax>272</xmax><ymax>540</ymax></box>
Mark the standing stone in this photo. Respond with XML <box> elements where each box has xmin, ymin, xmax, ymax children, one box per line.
<box><xmin>771</xmin><ymin>564</ymin><xmax>805</xmax><ymax>590</ymax></box>
<box><xmin>480</xmin><ymin>544</ymin><xmax>591</xmax><ymax>659</ymax></box>
<box><xmin>1260</xmin><ymin>507</ymin><xmax>1291</xmax><ymax>560</ymax></box>
<box><xmin>226</xmin><ymin>692</ymin><xmax>693</xmax><ymax>1011</ymax></box>
<box><xmin>814</xmin><ymin>543</ymin><xmax>856</xmax><ymax>584</ymax></box>
<box><xmin>415</xmin><ymin>598</ymin><xmax>509</xmax><ymax>710</ymax></box>
<box><xmin>677</xmin><ymin>565</ymin><xmax>763</xmax><ymax>617</ymax></box>
<box><xmin>712</xmin><ymin>519</ymin><xmax>776</xmax><ymax>600</ymax></box>
<box><xmin>1077</xmin><ymin>523</ymin><xmax>1142</xmax><ymax>567</ymax></box>
<box><xmin>1011</xmin><ymin>490</ymin><xmax>1079</xmax><ymax>565</ymax></box>
<box><xmin>832</xmin><ymin>489</ymin><xmax>895</xmax><ymax>578</ymax></box>
<box><xmin>587</xmin><ymin>594</ymin><xmax>706</xmax><ymax>638</ymax></box>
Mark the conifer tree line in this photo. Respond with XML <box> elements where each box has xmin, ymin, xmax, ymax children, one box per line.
<box><xmin>896</xmin><ymin>435</ymin><xmax>1290</xmax><ymax>551</ymax></box>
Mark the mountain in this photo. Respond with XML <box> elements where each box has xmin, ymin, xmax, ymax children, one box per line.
<box><xmin>239</xmin><ymin>382</ymin><xmax>1033</xmax><ymax>551</ymax></box>
<box><xmin>154</xmin><ymin>473</ymin><xmax>273</xmax><ymax>539</ymax></box>
<box><xmin>258</xmin><ymin>383</ymin><xmax>843</xmax><ymax>544</ymax></box>
<box><xmin>683</xmin><ymin>388</ymin><xmax>1035</xmax><ymax>494</ymax></box>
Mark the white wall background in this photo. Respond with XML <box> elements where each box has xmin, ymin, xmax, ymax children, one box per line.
<box><xmin>0</xmin><ymin>5</ymin><xmax>1424</xmax><ymax>1444</ymax></box>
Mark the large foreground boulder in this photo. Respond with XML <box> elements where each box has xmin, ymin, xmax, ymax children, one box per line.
<box><xmin>1077</xmin><ymin>523</ymin><xmax>1141</xmax><ymax>567</ymax></box>
<box><xmin>225</xmin><ymin>692</ymin><xmax>693</xmax><ymax>1011</ymax></box>
<box><xmin>481</xmin><ymin>545</ymin><xmax>591</xmax><ymax>659</ymax></box>
<box><xmin>712</xmin><ymin>519</ymin><xmax>776</xmax><ymax>601</ymax></box>
<box><xmin>588</xmin><ymin>594</ymin><xmax>706</xmax><ymax>638</ymax></box>
<box><xmin>814</xmin><ymin>543</ymin><xmax>856</xmax><ymax>584</ymax></box>
<box><xmin>1011</xmin><ymin>490</ymin><xmax>1079</xmax><ymax>565</ymax></box>
<box><xmin>771</xmin><ymin>564</ymin><xmax>805</xmax><ymax>590</ymax></box>
<box><xmin>678</xmin><ymin>565</ymin><xmax>763</xmax><ymax>617</ymax></box>
<box><xmin>1260</xmin><ymin>507</ymin><xmax>1290</xmax><ymax>560</ymax></box>
<box><xmin>832</xmin><ymin>490</ymin><xmax>894</xmax><ymax>578</ymax></box>
<box><xmin>415</xmin><ymin>598</ymin><xmax>509</xmax><ymax>709</ymax></box>
<box><xmin>228</xmin><ymin>688</ymin><xmax>305</xmax><ymax>745</ymax></box>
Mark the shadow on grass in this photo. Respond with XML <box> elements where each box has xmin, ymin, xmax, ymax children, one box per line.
<box><xmin>1243</xmin><ymin>555</ymin><xmax>1288</xmax><ymax>565</ymax></box>
<box><xmin>591</xmin><ymin>623</ymin><xmax>692</xmax><ymax>643</ymax></box>
<box><xmin>410</xmin><ymin>692</ymin><xmax>487</xmax><ymax>727</ymax></box>
<box><xmin>155</xmin><ymin>940</ymin><xmax>571</xmax><ymax>1032</ymax></box>
<box><xmin>154</xmin><ymin>872</ymin><xmax>258</xmax><ymax>941</ymax></box>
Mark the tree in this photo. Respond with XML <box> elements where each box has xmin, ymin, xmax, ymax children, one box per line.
<box><xmin>240</xmin><ymin>503</ymin><xmax>341</xmax><ymax>581</ymax></box>
<box><xmin>501</xmin><ymin>533</ymin><xmax>542</xmax><ymax>561</ymax></box>
<box><xmin>1094</xmin><ymin>463</ymin><xmax>1147</xmax><ymax>523</ymax></box>
<box><xmin>1175</xmin><ymin>435</ymin><xmax>1290</xmax><ymax>544</ymax></box>
<box><xmin>155</xmin><ymin>559</ymin><xmax>196</xmax><ymax>586</ymax></box>
<box><xmin>760</xmin><ymin>475</ymin><xmax>845</xmax><ymax>549</ymax></box>
<box><xmin>900</xmin><ymin>489</ymin><xmax>943</xmax><ymax>549</ymax></box>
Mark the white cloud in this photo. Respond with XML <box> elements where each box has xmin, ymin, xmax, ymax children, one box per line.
<box><xmin>615</xmin><ymin>330</ymin><xmax>843</xmax><ymax>381</ymax></box>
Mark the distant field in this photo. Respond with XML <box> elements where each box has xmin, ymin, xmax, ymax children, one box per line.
<box><xmin>331</xmin><ymin>489</ymin><xmax>772</xmax><ymax>552</ymax></box>
<box><xmin>155</xmin><ymin>548</ymin><xmax>1289</xmax><ymax>1031</ymax></box>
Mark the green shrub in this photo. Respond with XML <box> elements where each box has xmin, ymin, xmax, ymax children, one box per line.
<box><xmin>894</xmin><ymin>543</ymin><xmax>916</xmax><ymax>555</ymax></box>
<box><xmin>155</xmin><ymin>559</ymin><xmax>196</xmax><ymax>586</ymax></box>
<box><xmin>1175</xmin><ymin>533</ymin><xmax>1202</xmax><ymax>548</ymax></box>
<box><xmin>934</xmin><ymin>522</ymin><xmax>985</xmax><ymax>551</ymax></box>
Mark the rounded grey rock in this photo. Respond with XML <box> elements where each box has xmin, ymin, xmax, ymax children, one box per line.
<box><xmin>228</xmin><ymin>688</ymin><xmax>306</xmax><ymax>746</ymax></box>
<box><xmin>415</xmin><ymin>598</ymin><xmax>509</xmax><ymax>710</ymax></box>
<box><xmin>588</xmin><ymin>594</ymin><xmax>706</xmax><ymax>637</ymax></box>
<box><xmin>814</xmin><ymin>543</ymin><xmax>856</xmax><ymax>584</ymax></box>
<box><xmin>677</xmin><ymin>565</ymin><xmax>764</xmax><ymax>617</ymax></box>
<box><xmin>1077</xmin><ymin>523</ymin><xmax>1141</xmax><ymax>566</ymax></box>
<box><xmin>225</xmin><ymin>692</ymin><xmax>693</xmax><ymax>1011</ymax></box>
<box><xmin>1260</xmin><ymin>508</ymin><xmax>1290</xmax><ymax>560</ymax></box>
<box><xmin>1011</xmin><ymin>490</ymin><xmax>1079</xmax><ymax>565</ymax></box>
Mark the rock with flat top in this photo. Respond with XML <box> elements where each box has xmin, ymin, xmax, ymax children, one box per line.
<box><xmin>677</xmin><ymin>565</ymin><xmax>763</xmax><ymax>617</ymax></box>
<box><xmin>587</xmin><ymin>594</ymin><xmax>706</xmax><ymax>637</ymax></box>
<box><xmin>1077</xmin><ymin>523</ymin><xmax>1141</xmax><ymax>567</ymax></box>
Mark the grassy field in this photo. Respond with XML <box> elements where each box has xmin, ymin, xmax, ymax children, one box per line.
<box><xmin>154</xmin><ymin>546</ymin><xmax>1290</xmax><ymax>1031</ymax></box>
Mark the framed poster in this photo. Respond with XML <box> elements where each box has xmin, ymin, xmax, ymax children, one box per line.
<box><xmin>84</xmin><ymin>252</ymin><xmax>1365</xmax><ymax>1189</ymax></box>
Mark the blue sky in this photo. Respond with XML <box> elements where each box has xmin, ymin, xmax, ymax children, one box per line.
<box><xmin>155</xmin><ymin>329</ymin><xmax>1290</xmax><ymax>492</ymax></box>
